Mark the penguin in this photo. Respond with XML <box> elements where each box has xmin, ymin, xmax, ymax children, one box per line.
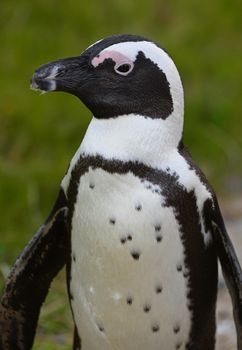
<box><xmin>0</xmin><ymin>34</ymin><xmax>242</xmax><ymax>350</ymax></box>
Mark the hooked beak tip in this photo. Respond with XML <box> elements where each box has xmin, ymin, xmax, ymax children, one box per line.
<box><xmin>30</xmin><ymin>64</ymin><xmax>61</xmax><ymax>92</ymax></box>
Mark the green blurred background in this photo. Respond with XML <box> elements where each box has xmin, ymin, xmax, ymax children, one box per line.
<box><xmin>0</xmin><ymin>0</ymin><xmax>241</xmax><ymax>348</ymax></box>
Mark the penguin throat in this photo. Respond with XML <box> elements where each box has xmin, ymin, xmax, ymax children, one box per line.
<box><xmin>80</xmin><ymin>113</ymin><xmax>183</xmax><ymax>167</ymax></box>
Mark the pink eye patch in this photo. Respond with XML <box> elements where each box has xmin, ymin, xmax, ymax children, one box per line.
<box><xmin>91</xmin><ymin>50</ymin><xmax>134</xmax><ymax>69</ymax></box>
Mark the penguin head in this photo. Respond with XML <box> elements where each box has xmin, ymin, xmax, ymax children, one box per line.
<box><xmin>31</xmin><ymin>34</ymin><xmax>184</xmax><ymax>121</ymax></box>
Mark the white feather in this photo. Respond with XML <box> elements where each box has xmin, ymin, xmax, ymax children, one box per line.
<box><xmin>70</xmin><ymin>169</ymin><xmax>191</xmax><ymax>350</ymax></box>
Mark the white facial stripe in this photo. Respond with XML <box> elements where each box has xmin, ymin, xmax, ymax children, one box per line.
<box><xmin>100</xmin><ymin>41</ymin><xmax>184</xmax><ymax>116</ymax></box>
<box><xmin>102</xmin><ymin>41</ymin><xmax>174</xmax><ymax>74</ymax></box>
<box><xmin>92</xmin><ymin>50</ymin><xmax>133</xmax><ymax>68</ymax></box>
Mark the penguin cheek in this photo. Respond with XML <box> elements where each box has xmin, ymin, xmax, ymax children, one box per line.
<box><xmin>54</xmin><ymin>73</ymin><xmax>95</xmax><ymax>99</ymax></box>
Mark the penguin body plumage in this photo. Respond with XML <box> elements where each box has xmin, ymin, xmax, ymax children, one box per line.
<box><xmin>1</xmin><ymin>35</ymin><xmax>242</xmax><ymax>350</ymax></box>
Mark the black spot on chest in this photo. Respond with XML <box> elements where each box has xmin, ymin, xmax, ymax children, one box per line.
<box><xmin>67</xmin><ymin>154</ymin><xmax>218</xmax><ymax>349</ymax></box>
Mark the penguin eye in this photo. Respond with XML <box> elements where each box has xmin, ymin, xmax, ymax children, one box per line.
<box><xmin>114</xmin><ymin>63</ymin><xmax>133</xmax><ymax>76</ymax></box>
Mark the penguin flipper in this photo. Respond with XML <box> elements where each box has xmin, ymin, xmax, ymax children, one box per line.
<box><xmin>212</xmin><ymin>202</ymin><xmax>242</xmax><ymax>349</ymax></box>
<box><xmin>0</xmin><ymin>188</ymin><xmax>69</xmax><ymax>350</ymax></box>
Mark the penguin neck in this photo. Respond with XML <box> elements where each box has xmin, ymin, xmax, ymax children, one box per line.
<box><xmin>80</xmin><ymin>112</ymin><xmax>184</xmax><ymax>168</ymax></box>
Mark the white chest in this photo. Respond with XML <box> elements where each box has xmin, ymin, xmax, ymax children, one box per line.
<box><xmin>70</xmin><ymin>167</ymin><xmax>191</xmax><ymax>350</ymax></box>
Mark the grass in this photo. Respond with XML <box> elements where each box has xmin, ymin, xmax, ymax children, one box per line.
<box><xmin>0</xmin><ymin>0</ymin><xmax>242</xmax><ymax>347</ymax></box>
<box><xmin>33</xmin><ymin>271</ymin><xmax>73</xmax><ymax>349</ymax></box>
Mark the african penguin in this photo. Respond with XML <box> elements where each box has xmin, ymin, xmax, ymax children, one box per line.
<box><xmin>0</xmin><ymin>34</ymin><xmax>242</xmax><ymax>350</ymax></box>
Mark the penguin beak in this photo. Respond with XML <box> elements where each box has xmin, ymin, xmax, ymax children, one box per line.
<box><xmin>30</xmin><ymin>55</ymin><xmax>89</xmax><ymax>94</ymax></box>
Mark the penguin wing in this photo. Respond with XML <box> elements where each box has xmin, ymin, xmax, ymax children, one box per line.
<box><xmin>212</xmin><ymin>200</ymin><xmax>242</xmax><ymax>349</ymax></box>
<box><xmin>0</xmin><ymin>188</ymin><xmax>68</xmax><ymax>350</ymax></box>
